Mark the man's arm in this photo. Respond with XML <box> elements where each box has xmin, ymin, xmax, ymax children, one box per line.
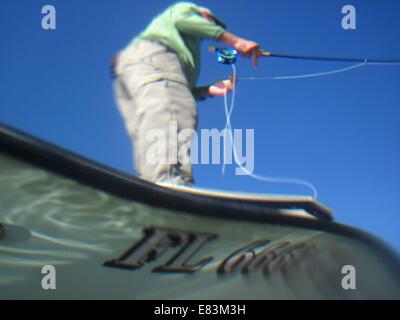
<box><xmin>174</xmin><ymin>4</ymin><xmax>260</xmax><ymax>66</ymax></box>
<box><xmin>192</xmin><ymin>86</ymin><xmax>211</xmax><ymax>101</ymax></box>
<box><xmin>192</xmin><ymin>78</ymin><xmax>236</xmax><ymax>101</ymax></box>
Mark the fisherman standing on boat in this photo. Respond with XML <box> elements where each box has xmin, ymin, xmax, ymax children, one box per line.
<box><xmin>113</xmin><ymin>2</ymin><xmax>260</xmax><ymax>185</ymax></box>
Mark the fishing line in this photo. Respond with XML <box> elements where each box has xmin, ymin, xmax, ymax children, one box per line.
<box><xmin>222</xmin><ymin>64</ymin><xmax>319</xmax><ymax>199</ymax></box>
<box><xmin>239</xmin><ymin>60</ymin><xmax>400</xmax><ymax>81</ymax></box>
<box><xmin>214</xmin><ymin>48</ymin><xmax>400</xmax><ymax>198</ymax></box>
<box><xmin>240</xmin><ymin>62</ymin><xmax>366</xmax><ymax>80</ymax></box>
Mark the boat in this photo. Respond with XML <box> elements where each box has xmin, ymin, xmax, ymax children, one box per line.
<box><xmin>0</xmin><ymin>123</ymin><xmax>399</xmax><ymax>299</ymax></box>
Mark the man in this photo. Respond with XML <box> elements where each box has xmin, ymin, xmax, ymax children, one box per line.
<box><xmin>114</xmin><ymin>2</ymin><xmax>260</xmax><ymax>185</ymax></box>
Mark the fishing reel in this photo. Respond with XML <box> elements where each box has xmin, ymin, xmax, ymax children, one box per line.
<box><xmin>209</xmin><ymin>46</ymin><xmax>238</xmax><ymax>65</ymax></box>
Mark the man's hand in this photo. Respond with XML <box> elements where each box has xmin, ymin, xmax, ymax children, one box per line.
<box><xmin>208</xmin><ymin>78</ymin><xmax>236</xmax><ymax>96</ymax></box>
<box><xmin>218</xmin><ymin>32</ymin><xmax>261</xmax><ymax>69</ymax></box>
<box><xmin>234</xmin><ymin>38</ymin><xmax>260</xmax><ymax>68</ymax></box>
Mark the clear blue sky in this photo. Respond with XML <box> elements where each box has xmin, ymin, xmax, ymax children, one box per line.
<box><xmin>1</xmin><ymin>0</ymin><xmax>399</xmax><ymax>250</ymax></box>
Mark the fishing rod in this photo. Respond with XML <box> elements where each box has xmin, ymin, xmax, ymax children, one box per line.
<box><xmin>209</xmin><ymin>46</ymin><xmax>400</xmax><ymax>64</ymax></box>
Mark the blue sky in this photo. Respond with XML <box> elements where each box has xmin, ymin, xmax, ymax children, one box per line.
<box><xmin>1</xmin><ymin>0</ymin><xmax>399</xmax><ymax>250</ymax></box>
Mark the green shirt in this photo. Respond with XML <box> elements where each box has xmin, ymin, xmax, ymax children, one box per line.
<box><xmin>131</xmin><ymin>2</ymin><xmax>225</xmax><ymax>92</ymax></box>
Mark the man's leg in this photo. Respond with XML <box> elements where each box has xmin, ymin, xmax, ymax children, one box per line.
<box><xmin>113</xmin><ymin>78</ymin><xmax>142</xmax><ymax>175</ymax></box>
<box><xmin>133</xmin><ymin>79</ymin><xmax>197</xmax><ymax>185</ymax></box>
<box><xmin>114</xmin><ymin>71</ymin><xmax>197</xmax><ymax>184</ymax></box>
